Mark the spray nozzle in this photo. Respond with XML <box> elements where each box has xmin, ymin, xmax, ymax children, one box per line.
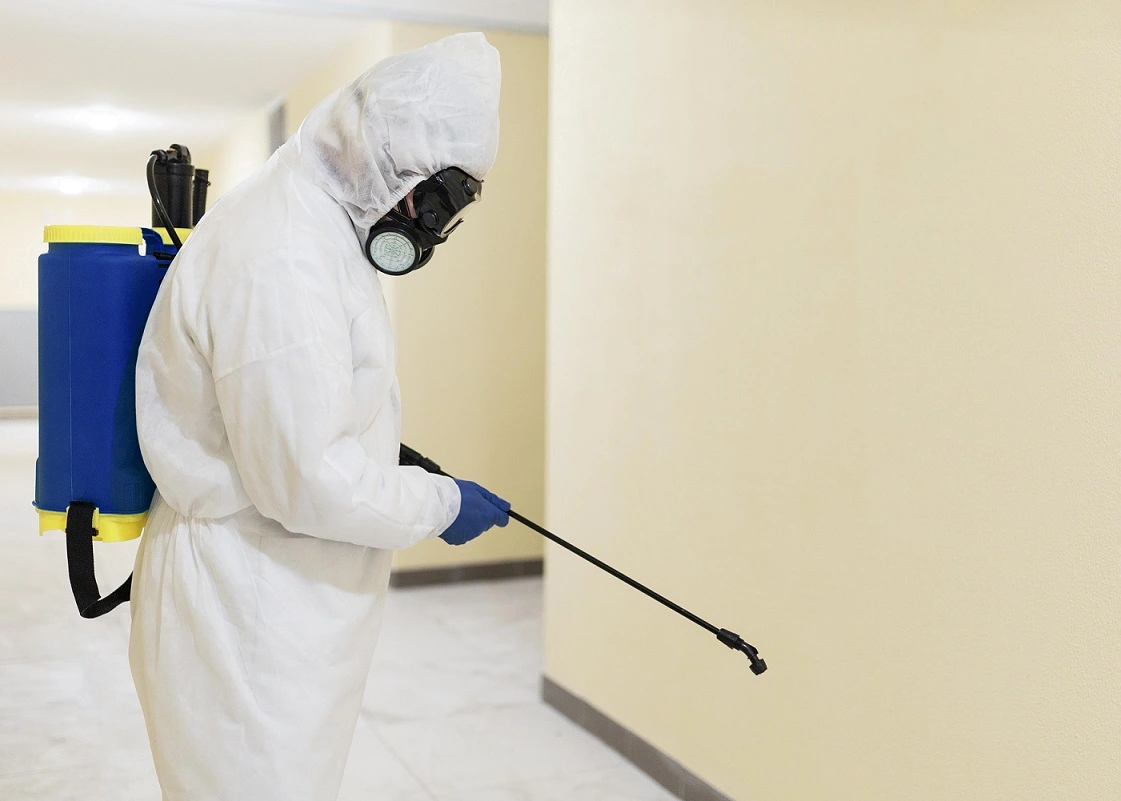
<box><xmin>717</xmin><ymin>628</ymin><xmax>768</xmax><ymax>675</ymax></box>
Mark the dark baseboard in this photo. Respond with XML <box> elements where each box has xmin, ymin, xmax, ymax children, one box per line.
<box><xmin>542</xmin><ymin>676</ymin><xmax>734</xmax><ymax>801</ymax></box>
<box><xmin>389</xmin><ymin>558</ymin><xmax>543</xmax><ymax>588</ymax></box>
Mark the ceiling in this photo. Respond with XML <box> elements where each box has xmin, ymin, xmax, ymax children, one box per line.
<box><xmin>0</xmin><ymin>0</ymin><xmax>547</xmax><ymax>196</ymax></box>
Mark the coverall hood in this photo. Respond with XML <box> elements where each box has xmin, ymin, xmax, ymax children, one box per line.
<box><xmin>290</xmin><ymin>31</ymin><xmax>501</xmax><ymax>237</ymax></box>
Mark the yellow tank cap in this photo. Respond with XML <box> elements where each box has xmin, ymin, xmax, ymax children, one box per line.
<box><xmin>153</xmin><ymin>227</ymin><xmax>193</xmax><ymax>246</ymax></box>
<box><xmin>43</xmin><ymin>225</ymin><xmax>145</xmax><ymax>246</ymax></box>
<box><xmin>37</xmin><ymin>507</ymin><xmax>147</xmax><ymax>543</ymax></box>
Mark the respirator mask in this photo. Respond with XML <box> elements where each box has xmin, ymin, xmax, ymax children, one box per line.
<box><xmin>365</xmin><ymin>166</ymin><xmax>483</xmax><ymax>276</ymax></box>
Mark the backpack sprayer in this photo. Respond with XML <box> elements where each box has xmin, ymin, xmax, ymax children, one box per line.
<box><xmin>399</xmin><ymin>444</ymin><xmax>768</xmax><ymax>675</ymax></box>
<box><xmin>35</xmin><ymin>147</ymin><xmax>769</xmax><ymax>677</ymax></box>
<box><xmin>35</xmin><ymin>146</ymin><xmax>209</xmax><ymax>618</ymax></box>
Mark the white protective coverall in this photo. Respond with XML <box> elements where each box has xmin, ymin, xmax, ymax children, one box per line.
<box><xmin>130</xmin><ymin>33</ymin><xmax>500</xmax><ymax>801</ymax></box>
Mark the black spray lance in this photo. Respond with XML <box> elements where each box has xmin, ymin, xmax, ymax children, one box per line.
<box><xmin>400</xmin><ymin>444</ymin><xmax>767</xmax><ymax>675</ymax></box>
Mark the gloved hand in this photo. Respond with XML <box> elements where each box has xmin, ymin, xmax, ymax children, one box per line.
<box><xmin>439</xmin><ymin>479</ymin><xmax>511</xmax><ymax>546</ymax></box>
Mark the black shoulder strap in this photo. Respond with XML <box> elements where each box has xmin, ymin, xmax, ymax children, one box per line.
<box><xmin>65</xmin><ymin>501</ymin><xmax>132</xmax><ymax>618</ymax></box>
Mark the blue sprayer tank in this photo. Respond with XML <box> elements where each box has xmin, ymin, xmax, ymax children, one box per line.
<box><xmin>35</xmin><ymin>225</ymin><xmax>173</xmax><ymax>542</ymax></box>
<box><xmin>37</xmin><ymin>144</ymin><xmax>206</xmax><ymax>619</ymax></box>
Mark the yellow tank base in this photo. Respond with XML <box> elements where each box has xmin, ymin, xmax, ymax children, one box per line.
<box><xmin>37</xmin><ymin>507</ymin><xmax>147</xmax><ymax>543</ymax></box>
<box><xmin>153</xmin><ymin>227</ymin><xmax>193</xmax><ymax>246</ymax></box>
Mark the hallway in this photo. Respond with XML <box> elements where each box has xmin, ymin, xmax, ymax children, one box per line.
<box><xmin>0</xmin><ymin>420</ymin><xmax>672</xmax><ymax>800</ymax></box>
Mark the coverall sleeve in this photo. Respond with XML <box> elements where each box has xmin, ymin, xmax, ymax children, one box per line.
<box><xmin>207</xmin><ymin>260</ymin><xmax>460</xmax><ymax>550</ymax></box>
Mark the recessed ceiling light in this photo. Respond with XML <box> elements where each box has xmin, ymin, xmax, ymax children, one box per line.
<box><xmin>29</xmin><ymin>105</ymin><xmax>162</xmax><ymax>133</ymax></box>
<box><xmin>57</xmin><ymin>177</ymin><xmax>86</xmax><ymax>195</ymax></box>
<box><xmin>0</xmin><ymin>174</ymin><xmax>136</xmax><ymax>196</ymax></box>
<box><xmin>83</xmin><ymin>107</ymin><xmax>121</xmax><ymax>132</ymax></box>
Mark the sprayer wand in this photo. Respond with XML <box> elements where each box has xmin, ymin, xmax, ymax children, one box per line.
<box><xmin>400</xmin><ymin>444</ymin><xmax>767</xmax><ymax>675</ymax></box>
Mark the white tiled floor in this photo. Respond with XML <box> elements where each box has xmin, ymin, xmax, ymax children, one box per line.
<box><xmin>0</xmin><ymin>420</ymin><xmax>675</xmax><ymax>800</ymax></box>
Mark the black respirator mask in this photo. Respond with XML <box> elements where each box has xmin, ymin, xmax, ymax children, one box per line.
<box><xmin>364</xmin><ymin>167</ymin><xmax>483</xmax><ymax>276</ymax></box>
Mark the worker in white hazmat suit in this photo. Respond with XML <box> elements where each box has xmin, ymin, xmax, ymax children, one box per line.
<box><xmin>130</xmin><ymin>32</ymin><xmax>506</xmax><ymax>801</ymax></box>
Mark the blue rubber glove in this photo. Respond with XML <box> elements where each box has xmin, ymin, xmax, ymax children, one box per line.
<box><xmin>440</xmin><ymin>479</ymin><xmax>511</xmax><ymax>546</ymax></box>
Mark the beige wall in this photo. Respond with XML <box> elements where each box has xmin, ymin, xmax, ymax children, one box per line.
<box><xmin>389</xmin><ymin>23</ymin><xmax>547</xmax><ymax>570</ymax></box>
<box><xmin>199</xmin><ymin>105</ymin><xmax>274</xmax><ymax>202</ymax></box>
<box><xmin>0</xmin><ymin>106</ymin><xmax>271</xmax><ymax>310</ymax></box>
<box><xmin>286</xmin><ymin>23</ymin><xmax>548</xmax><ymax>570</ymax></box>
<box><xmin>545</xmin><ymin>2</ymin><xmax>1121</xmax><ymax>800</ymax></box>
<box><xmin>0</xmin><ymin>190</ymin><xmax>150</xmax><ymax>407</ymax></box>
<box><xmin>203</xmin><ymin>22</ymin><xmax>394</xmax><ymax>205</ymax></box>
<box><xmin>0</xmin><ymin>190</ymin><xmax>150</xmax><ymax>308</ymax></box>
<box><xmin>284</xmin><ymin>22</ymin><xmax>394</xmax><ymax>139</ymax></box>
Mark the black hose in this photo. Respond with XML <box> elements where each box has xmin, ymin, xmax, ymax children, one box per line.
<box><xmin>147</xmin><ymin>152</ymin><xmax>183</xmax><ymax>251</ymax></box>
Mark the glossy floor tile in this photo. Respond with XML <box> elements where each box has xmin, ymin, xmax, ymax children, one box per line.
<box><xmin>336</xmin><ymin>716</ymin><xmax>433</xmax><ymax>801</ymax></box>
<box><xmin>0</xmin><ymin>421</ymin><xmax>662</xmax><ymax>800</ymax></box>
<box><xmin>372</xmin><ymin>704</ymin><xmax>633</xmax><ymax>797</ymax></box>
<box><xmin>431</xmin><ymin>766</ymin><xmax>680</xmax><ymax>801</ymax></box>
